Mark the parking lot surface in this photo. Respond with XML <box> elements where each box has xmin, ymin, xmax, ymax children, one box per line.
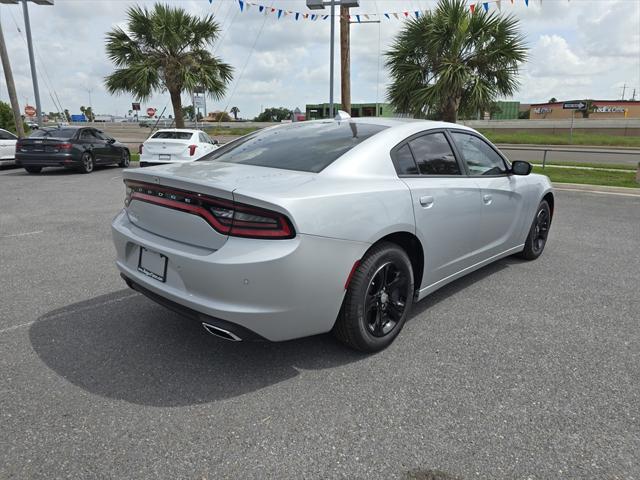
<box><xmin>1</xmin><ymin>166</ymin><xmax>639</xmax><ymax>479</ymax></box>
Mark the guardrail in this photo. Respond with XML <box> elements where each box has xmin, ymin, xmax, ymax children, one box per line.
<box><xmin>498</xmin><ymin>145</ymin><xmax>640</xmax><ymax>168</ymax></box>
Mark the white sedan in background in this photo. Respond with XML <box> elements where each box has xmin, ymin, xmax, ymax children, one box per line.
<box><xmin>139</xmin><ymin>129</ymin><xmax>219</xmax><ymax>167</ymax></box>
<box><xmin>0</xmin><ymin>128</ymin><xmax>18</xmax><ymax>166</ymax></box>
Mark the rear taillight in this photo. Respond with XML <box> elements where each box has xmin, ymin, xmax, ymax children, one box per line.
<box><xmin>138</xmin><ymin>144</ymin><xmax>143</xmax><ymax>154</ymax></box>
<box><xmin>124</xmin><ymin>180</ymin><xmax>295</xmax><ymax>239</ymax></box>
<box><xmin>55</xmin><ymin>143</ymin><xmax>72</xmax><ymax>150</ymax></box>
<box><xmin>188</xmin><ymin>145</ymin><xmax>197</xmax><ymax>156</ymax></box>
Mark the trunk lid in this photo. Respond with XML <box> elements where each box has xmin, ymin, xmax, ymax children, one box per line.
<box><xmin>17</xmin><ymin>137</ymin><xmax>71</xmax><ymax>153</ymax></box>
<box><xmin>123</xmin><ymin>162</ymin><xmax>314</xmax><ymax>250</ymax></box>
<box><xmin>143</xmin><ymin>139</ymin><xmax>192</xmax><ymax>156</ymax></box>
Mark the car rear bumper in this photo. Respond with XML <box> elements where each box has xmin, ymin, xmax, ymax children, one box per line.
<box><xmin>15</xmin><ymin>152</ymin><xmax>77</xmax><ymax>167</ymax></box>
<box><xmin>111</xmin><ymin>209</ymin><xmax>369</xmax><ymax>342</ymax></box>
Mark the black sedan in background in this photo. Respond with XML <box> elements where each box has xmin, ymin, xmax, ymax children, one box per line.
<box><xmin>15</xmin><ymin>126</ymin><xmax>130</xmax><ymax>174</ymax></box>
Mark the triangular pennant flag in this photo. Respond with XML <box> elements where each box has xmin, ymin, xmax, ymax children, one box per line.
<box><xmin>311</xmin><ymin>13</ymin><xmax>317</xmax><ymax>20</ymax></box>
<box><xmin>238</xmin><ymin>0</ymin><xmax>244</xmax><ymax>11</ymax></box>
<box><xmin>271</xmin><ymin>7</ymin><xmax>276</xmax><ymax>12</ymax></box>
<box><xmin>362</xmin><ymin>14</ymin><xmax>368</xmax><ymax>19</ymax></box>
<box><xmin>403</xmin><ymin>11</ymin><xmax>409</xmax><ymax>17</ymax></box>
<box><xmin>209</xmin><ymin>0</ymin><xmax>213</xmax><ymax>4</ymax></box>
<box><xmin>483</xmin><ymin>2</ymin><xmax>489</xmax><ymax>11</ymax></box>
<box><xmin>393</xmin><ymin>12</ymin><xmax>399</xmax><ymax>19</ymax></box>
<box><xmin>277</xmin><ymin>9</ymin><xmax>282</xmax><ymax>18</ymax></box>
<box><xmin>245</xmin><ymin>2</ymin><xmax>250</xmax><ymax>10</ymax></box>
<box><xmin>496</xmin><ymin>0</ymin><xmax>502</xmax><ymax>10</ymax></box>
<box><xmin>303</xmin><ymin>13</ymin><xmax>308</xmax><ymax>19</ymax></box>
<box><xmin>414</xmin><ymin>10</ymin><xmax>420</xmax><ymax>18</ymax></box>
<box><xmin>322</xmin><ymin>14</ymin><xmax>328</xmax><ymax>19</ymax></box>
<box><xmin>384</xmin><ymin>13</ymin><xmax>390</xmax><ymax>19</ymax></box>
<box><xmin>259</xmin><ymin>5</ymin><xmax>264</xmax><ymax>12</ymax></box>
<box><xmin>295</xmin><ymin>12</ymin><xmax>299</xmax><ymax>20</ymax></box>
<box><xmin>470</xmin><ymin>4</ymin><xmax>475</xmax><ymax>13</ymax></box>
<box><xmin>524</xmin><ymin>0</ymin><xmax>529</xmax><ymax>5</ymax></box>
<box><xmin>355</xmin><ymin>14</ymin><xmax>360</xmax><ymax>22</ymax></box>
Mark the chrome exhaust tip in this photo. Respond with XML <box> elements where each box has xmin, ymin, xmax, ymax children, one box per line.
<box><xmin>202</xmin><ymin>322</ymin><xmax>242</xmax><ymax>342</ymax></box>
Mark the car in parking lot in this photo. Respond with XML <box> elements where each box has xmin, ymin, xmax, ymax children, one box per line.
<box><xmin>112</xmin><ymin>117</ymin><xmax>553</xmax><ymax>352</ymax></box>
<box><xmin>139</xmin><ymin>129</ymin><xmax>219</xmax><ymax>167</ymax></box>
<box><xmin>0</xmin><ymin>128</ymin><xmax>18</xmax><ymax>167</ymax></box>
<box><xmin>15</xmin><ymin>126</ymin><xmax>130</xmax><ymax>174</ymax></box>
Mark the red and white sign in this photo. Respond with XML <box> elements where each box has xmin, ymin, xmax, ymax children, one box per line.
<box><xmin>146</xmin><ymin>107</ymin><xmax>156</xmax><ymax>117</ymax></box>
<box><xmin>24</xmin><ymin>105</ymin><xmax>37</xmax><ymax>117</ymax></box>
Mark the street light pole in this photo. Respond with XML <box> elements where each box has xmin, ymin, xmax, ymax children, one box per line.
<box><xmin>21</xmin><ymin>0</ymin><xmax>43</xmax><ymax>127</ymax></box>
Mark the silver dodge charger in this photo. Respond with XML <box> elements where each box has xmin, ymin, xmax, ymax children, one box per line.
<box><xmin>112</xmin><ymin>117</ymin><xmax>553</xmax><ymax>352</ymax></box>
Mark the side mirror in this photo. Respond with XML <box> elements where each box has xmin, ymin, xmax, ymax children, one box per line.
<box><xmin>212</xmin><ymin>139</ymin><xmax>219</xmax><ymax>145</ymax></box>
<box><xmin>107</xmin><ymin>138</ymin><xmax>116</xmax><ymax>144</ymax></box>
<box><xmin>511</xmin><ymin>160</ymin><xmax>532</xmax><ymax>176</ymax></box>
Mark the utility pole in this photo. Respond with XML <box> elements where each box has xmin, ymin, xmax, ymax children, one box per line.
<box><xmin>21</xmin><ymin>0</ymin><xmax>43</xmax><ymax>127</ymax></box>
<box><xmin>621</xmin><ymin>83</ymin><xmax>627</xmax><ymax>101</ymax></box>
<box><xmin>0</xmin><ymin>16</ymin><xmax>25</xmax><ymax>137</ymax></box>
<box><xmin>340</xmin><ymin>5</ymin><xmax>351</xmax><ymax>115</ymax></box>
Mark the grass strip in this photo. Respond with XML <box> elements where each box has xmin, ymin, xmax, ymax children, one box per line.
<box><xmin>533</xmin><ymin>165</ymin><xmax>638</xmax><ymax>188</ymax></box>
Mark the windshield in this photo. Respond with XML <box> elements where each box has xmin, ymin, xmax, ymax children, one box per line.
<box><xmin>151</xmin><ymin>131</ymin><xmax>193</xmax><ymax>140</ymax></box>
<box><xmin>197</xmin><ymin>121</ymin><xmax>388</xmax><ymax>173</ymax></box>
<box><xmin>30</xmin><ymin>128</ymin><xmax>78</xmax><ymax>139</ymax></box>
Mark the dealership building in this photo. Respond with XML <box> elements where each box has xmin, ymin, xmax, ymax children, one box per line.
<box><xmin>529</xmin><ymin>100</ymin><xmax>640</xmax><ymax>120</ymax></box>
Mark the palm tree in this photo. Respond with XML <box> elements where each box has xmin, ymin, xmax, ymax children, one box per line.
<box><xmin>385</xmin><ymin>0</ymin><xmax>526</xmax><ymax>122</ymax></box>
<box><xmin>230</xmin><ymin>106</ymin><xmax>240</xmax><ymax>121</ymax></box>
<box><xmin>104</xmin><ymin>4</ymin><xmax>233</xmax><ymax>128</ymax></box>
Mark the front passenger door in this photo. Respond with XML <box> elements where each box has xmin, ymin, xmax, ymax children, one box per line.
<box><xmin>393</xmin><ymin>131</ymin><xmax>483</xmax><ymax>291</ymax></box>
<box><xmin>449</xmin><ymin>131</ymin><xmax>527</xmax><ymax>256</ymax></box>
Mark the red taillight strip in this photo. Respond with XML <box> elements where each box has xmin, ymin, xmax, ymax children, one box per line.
<box><xmin>131</xmin><ymin>192</ymin><xmax>232</xmax><ymax>234</ymax></box>
<box><xmin>126</xmin><ymin>181</ymin><xmax>295</xmax><ymax>239</ymax></box>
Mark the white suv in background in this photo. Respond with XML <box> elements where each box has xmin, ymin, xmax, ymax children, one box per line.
<box><xmin>139</xmin><ymin>129</ymin><xmax>219</xmax><ymax>167</ymax></box>
<box><xmin>0</xmin><ymin>128</ymin><xmax>18</xmax><ymax>167</ymax></box>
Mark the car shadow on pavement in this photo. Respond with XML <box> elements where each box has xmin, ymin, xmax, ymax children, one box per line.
<box><xmin>3</xmin><ymin>165</ymin><xmax>121</xmax><ymax>176</ymax></box>
<box><xmin>29</xmin><ymin>256</ymin><xmax>521</xmax><ymax>408</ymax></box>
<box><xmin>28</xmin><ymin>289</ymin><xmax>364</xmax><ymax>407</ymax></box>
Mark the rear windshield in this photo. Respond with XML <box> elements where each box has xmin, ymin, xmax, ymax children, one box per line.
<box><xmin>151</xmin><ymin>131</ymin><xmax>193</xmax><ymax>140</ymax></box>
<box><xmin>199</xmin><ymin>121</ymin><xmax>388</xmax><ymax>173</ymax></box>
<box><xmin>30</xmin><ymin>128</ymin><xmax>78</xmax><ymax>139</ymax></box>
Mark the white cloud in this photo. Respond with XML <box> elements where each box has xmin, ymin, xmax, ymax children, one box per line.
<box><xmin>0</xmin><ymin>0</ymin><xmax>637</xmax><ymax>119</ymax></box>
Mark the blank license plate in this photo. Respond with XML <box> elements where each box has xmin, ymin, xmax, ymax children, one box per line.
<box><xmin>138</xmin><ymin>247</ymin><xmax>167</xmax><ymax>282</ymax></box>
<box><xmin>159</xmin><ymin>154</ymin><xmax>171</xmax><ymax>160</ymax></box>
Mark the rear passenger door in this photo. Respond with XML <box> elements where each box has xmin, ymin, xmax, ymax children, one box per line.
<box><xmin>393</xmin><ymin>130</ymin><xmax>484</xmax><ymax>290</ymax></box>
<box><xmin>449</xmin><ymin>131</ymin><xmax>527</xmax><ymax>256</ymax></box>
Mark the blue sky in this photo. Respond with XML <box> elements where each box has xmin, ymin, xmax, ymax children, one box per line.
<box><xmin>0</xmin><ymin>0</ymin><xmax>638</xmax><ymax>118</ymax></box>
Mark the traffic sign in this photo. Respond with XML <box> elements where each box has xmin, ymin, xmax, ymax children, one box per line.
<box><xmin>146</xmin><ymin>107</ymin><xmax>156</xmax><ymax>117</ymax></box>
<box><xmin>131</xmin><ymin>102</ymin><xmax>140</xmax><ymax>111</ymax></box>
<box><xmin>24</xmin><ymin>105</ymin><xmax>36</xmax><ymax>117</ymax></box>
<box><xmin>563</xmin><ymin>101</ymin><xmax>586</xmax><ymax>110</ymax></box>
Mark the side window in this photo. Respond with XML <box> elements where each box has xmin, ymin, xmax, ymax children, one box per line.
<box><xmin>80</xmin><ymin>130</ymin><xmax>93</xmax><ymax>140</ymax></box>
<box><xmin>0</xmin><ymin>131</ymin><xmax>14</xmax><ymax>140</ymax></box>
<box><xmin>408</xmin><ymin>132</ymin><xmax>460</xmax><ymax>175</ymax></box>
<box><xmin>199</xmin><ymin>132</ymin><xmax>209</xmax><ymax>144</ymax></box>
<box><xmin>391</xmin><ymin>144</ymin><xmax>418</xmax><ymax>175</ymax></box>
<box><xmin>451</xmin><ymin>132</ymin><xmax>507</xmax><ymax>175</ymax></box>
<box><xmin>93</xmin><ymin>130</ymin><xmax>108</xmax><ymax>141</ymax></box>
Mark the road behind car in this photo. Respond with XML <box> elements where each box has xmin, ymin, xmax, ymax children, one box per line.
<box><xmin>0</xmin><ymin>167</ymin><xmax>639</xmax><ymax>479</ymax></box>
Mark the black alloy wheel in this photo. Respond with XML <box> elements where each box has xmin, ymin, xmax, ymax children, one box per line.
<box><xmin>333</xmin><ymin>242</ymin><xmax>414</xmax><ymax>352</ymax></box>
<box><xmin>364</xmin><ymin>262</ymin><xmax>409</xmax><ymax>337</ymax></box>
<box><xmin>519</xmin><ymin>200</ymin><xmax>551</xmax><ymax>260</ymax></box>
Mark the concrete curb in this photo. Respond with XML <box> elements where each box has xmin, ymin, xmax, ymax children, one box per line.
<box><xmin>554</xmin><ymin>182</ymin><xmax>640</xmax><ymax>197</ymax></box>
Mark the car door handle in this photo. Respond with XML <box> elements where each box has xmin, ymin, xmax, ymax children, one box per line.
<box><xmin>483</xmin><ymin>194</ymin><xmax>493</xmax><ymax>205</ymax></box>
<box><xmin>419</xmin><ymin>195</ymin><xmax>434</xmax><ymax>208</ymax></box>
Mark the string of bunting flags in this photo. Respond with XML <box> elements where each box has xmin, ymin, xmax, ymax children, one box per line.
<box><xmin>218</xmin><ymin>0</ymin><xmax>542</xmax><ymax>22</ymax></box>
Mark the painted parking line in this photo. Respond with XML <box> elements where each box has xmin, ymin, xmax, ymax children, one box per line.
<box><xmin>0</xmin><ymin>230</ymin><xmax>43</xmax><ymax>239</ymax></box>
<box><xmin>0</xmin><ymin>293</ymin><xmax>139</xmax><ymax>335</ymax></box>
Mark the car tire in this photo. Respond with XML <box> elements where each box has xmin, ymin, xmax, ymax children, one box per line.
<box><xmin>333</xmin><ymin>242</ymin><xmax>414</xmax><ymax>352</ymax></box>
<box><xmin>519</xmin><ymin>200</ymin><xmax>551</xmax><ymax>260</ymax></box>
<box><xmin>24</xmin><ymin>166</ymin><xmax>42</xmax><ymax>174</ymax></box>
<box><xmin>118</xmin><ymin>150</ymin><xmax>130</xmax><ymax>168</ymax></box>
<box><xmin>79</xmin><ymin>152</ymin><xmax>94</xmax><ymax>174</ymax></box>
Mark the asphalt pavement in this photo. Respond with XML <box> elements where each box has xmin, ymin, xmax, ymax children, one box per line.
<box><xmin>1</xmin><ymin>166</ymin><xmax>639</xmax><ymax>479</ymax></box>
